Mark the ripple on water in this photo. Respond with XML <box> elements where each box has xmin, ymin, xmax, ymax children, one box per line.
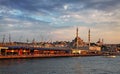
<box><xmin>0</xmin><ymin>56</ymin><xmax>120</xmax><ymax>74</ymax></box>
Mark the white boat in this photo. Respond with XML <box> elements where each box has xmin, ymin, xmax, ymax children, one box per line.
<box><xmin>106</xmin><ymin>55</ymin><xmax>116</xmax><ymax>58</ymax></box>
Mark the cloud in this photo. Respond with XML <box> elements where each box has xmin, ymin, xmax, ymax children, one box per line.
<box><xmin>63</xmin><ymin>5</ymin><xmax>68</xmax><ymax>10</ymax></box>
<box><xmin>0</xmin><ymin>0</ymin><xmax>120</xmax><ymax>43</ymax></box>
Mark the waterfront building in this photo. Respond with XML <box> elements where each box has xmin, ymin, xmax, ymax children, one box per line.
<box><xmin>89</xmin><ymin>46</ymin><xmax>101</xmax><ymax>51</ymax></box>
<box><xmin>71</xmin><ymin>48</ymin><xmax>89</xmax><ymax>54</ymax></box>
<box><xmin>0</xmin><ymin>47</ymin><xmax>8</xmax><ymax>55</ymax></box>
<box><xmin>117</xmin><ymin>48</ymin><xmax>120</xmax><ymax>52</ymax></box>
<box><xmin>43</xmin><ymin>42</ymin><xmax>54</xmax><ymax>48</ymax></box>
<box><xmin>53</xmin><ymin>41</ymin><xmax>69</xmax><ymax>48</ymax></box>
<box><xmin>0</xmin><ymin>46</ymin><xmax>71</xmax><ymax>56</ymax></box>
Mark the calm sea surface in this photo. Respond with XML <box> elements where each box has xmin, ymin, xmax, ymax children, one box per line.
<box><xmin>0</xmin><ymin>56</ymin><xmax>120</xmax><ymax>74</ymax></box>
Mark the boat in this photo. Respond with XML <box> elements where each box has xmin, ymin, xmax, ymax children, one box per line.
<box><xmin>106</xmin><ymin>55</ymin><xmax>116</xmax><ymax>58</ymax></box>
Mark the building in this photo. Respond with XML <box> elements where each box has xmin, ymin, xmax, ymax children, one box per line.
<box><xmin>0</xmin><ymin>46</ymin><xmax>71</xmax><ymax>56</ymax></box>
<box><xmin>70</xmin><ymin>28</ymin><xmax>89</xmax><ymax>54</ymax></box>
<box><xmin>0</xmin><ymin>47</ymin><xmax>8</xmax><ymax>55</ymax></box>
<box><xmin>96</xmin><ymin>38</ymin><xmax>103</xmax><ymax>46</ymax></box>
<box><xmin>71</xmin><ymin>28</ymin><xmax>85</xmax><ymax>48</ymax></box>
<box><xmin>89</xmin><ymin>46</ymin><xmax>101</xmax><ymax>51</ymax></box>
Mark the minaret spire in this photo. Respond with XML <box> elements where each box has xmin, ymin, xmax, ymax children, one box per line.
<box><xmin>76</xmin><ymin>27</ymin><xmax>78</xmax><ymax>49</ymax></box>
<box><xmin>76</xmin><ymin>27</ymin><xmax>78</xmax><ymax>37</ymax></box>
<box><xmin>88</xmin><ymin>29</ymin><xmax>90</xmax><ymax>48</ymax></box>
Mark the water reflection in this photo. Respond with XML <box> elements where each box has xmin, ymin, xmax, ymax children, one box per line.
<box><xmin>0</xmin><ymin>56</ymin><xmax>120</xmax><ymax>74</ymax></box>
<box><xmin>0</xmin><ymin>59</ymin><xmax>28</xmax><ymax>67</ymax></box>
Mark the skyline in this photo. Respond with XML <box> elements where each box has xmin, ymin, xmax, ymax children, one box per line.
<box><xmin>0</xmin><ymin>0</ymin><xmax>120</xmax><ymax>44</ymax></box>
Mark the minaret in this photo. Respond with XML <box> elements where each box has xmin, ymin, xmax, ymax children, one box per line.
<box><xmin>76</xmin><ymin>27</ymin><xmax>78</xmax><ymax>37</ymax></box>
<box><xmin>88</xmin><ymin>29</ymin><xmax>90</xmax><ymax>48</ymax></box>
<box><xmin>76</xmin><ymin>27</ymin><xmax>78</xmax><ymax>49</ymax></box>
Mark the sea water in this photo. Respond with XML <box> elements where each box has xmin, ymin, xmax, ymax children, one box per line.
<box><xmin>0</xmin><ymin>56</ymin><xmax>120</xmax><ymax>74</ymax></box>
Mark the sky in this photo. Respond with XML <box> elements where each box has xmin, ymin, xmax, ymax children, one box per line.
<box><xmin>0</xmin><ymin>0</ymin><xmax>120</xmax><ymax>44</ymax></box>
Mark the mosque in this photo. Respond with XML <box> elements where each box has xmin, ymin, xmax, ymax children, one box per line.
<box><xmin>71</xmin><ymin>27</ymin><xmax>102</xmax><ymax>54</ymax></box>
<box><xmin>71</xmin><ymin>27</ymin><xmax>86</xmax><ymax>48</ymax></box>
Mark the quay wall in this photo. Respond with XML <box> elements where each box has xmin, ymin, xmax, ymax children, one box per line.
<box><xmin>0</xmin><ymin>54</ymin><xmax>101</xmax><ymax>59</ymax></box>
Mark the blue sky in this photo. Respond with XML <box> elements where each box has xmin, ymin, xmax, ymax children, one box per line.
<box><xmin>0</xmin><ymin>0</ymin><xmax>120</xmax><ymax>44</ymax></box>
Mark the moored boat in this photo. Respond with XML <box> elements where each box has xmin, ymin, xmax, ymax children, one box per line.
<box><xmin>106</xmin><ymin>55</ymin><xmax>117</xmax><ymax>58</ymax></box>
